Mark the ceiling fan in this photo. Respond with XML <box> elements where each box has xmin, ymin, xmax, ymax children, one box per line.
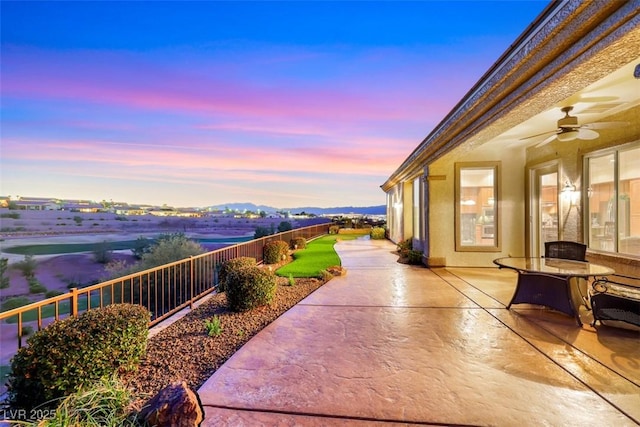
<box><xmin>521</xmin><ymin>106</ymin><xmax>623</xmax><ymax>148</ymax></box>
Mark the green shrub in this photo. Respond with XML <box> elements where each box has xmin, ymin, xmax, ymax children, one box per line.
<box><xmin>8</xmin><ymin>303</ymin><xmax>150</xmax><ymax>411</ymax></box>
<box><xmin>1</xmin><ymin>296</ymin><xmax>31</xmax><ymax>311</ymax></box>
<box><xmin>34</xmin><ymin>376</ymin><xmax>137</xmax><ymax>427</ymax></box>
<box><xmin>319</xmin><ymin>269</ymin><xmax>334</xmax><ymax>281</ymax></box>
<box><xmin>290</xmin><ymin>237</ymin><xmax>307</xmax><ymax>250</ymax></box>
<box><xmin>263</xmin><ymin>240</ymin><xmax>289</xmax><ymax>264</ymax></box>
<box><xmin>0</xmin><ymin>257</ymin><xmax>9</xmax><ymax>289</ymax></box>
<box><xmin>45</xmin><ymin>290</ymin><xmax>65</xmax><ymax>298</ymax></box>
<box><xmin>397</xmin><ymin>238</ymin><xmax>413</xmax><ymax>253</ymax></box>
<box><xmin>139</xmin><ymin>233</ymin><xmax>204</xmax><ymax>269</ymax></box>
<box><xmin>73</xmin><ymin>216</ymin><xmax>83</xmax><ymax>225</ymax></box>
<box><xmin>15</xmin><ymin>254</ymin><xmax>37</xmax><ymax>279</ymax></box>
<box><xmin>277</xmin><ymin>221</ymin><xmax>293</xmax><ymax>232</ymax></box>
<box><xmin>218</xmin><ymin>257</ymin><xmax>256</xmax><ymax>293</ymax></box>
<box><xmin>1</xmin><ymin>212</ymin><xmax>20</xmax><ymax>219</ymax></box>
<box><xmin>226</xmin><ymin>266</ymin><xmax>277</xmax><ymax>312</ymax></box>
<box><xmin>93</xmin><ymin>240</ymin><xmax>113</xmax><ymax>264</ymax></box>
<box><xmin>28</xmin><ymin>278</ymin><xmax>47</xmax><ymax>294</ymax></box>
<box><xmin>20</xmin><ymin>326</ymin><xmax>34</xmax><ymax>337</ymax></box>
<box><xmin>370</xmin><ymin>227</ymin><xmax>386</xmax><ymax>240</ymax></box>
<box><xmin>407</xmin><ymin>250</ymin><xmax>423</xmax><ymax>265</ymax></box>
<box><xmin>205</xmin><ymin>315</ymin><xmax>223</xmax><ymax>337</ymax></box>
<box><xmin>254</xmin><ymin>225</ymin><xmax>271</xmax><ymax>239</ymax></box>
<box><xmin>131</xmin><ymin>236</ymin><xmax>151</xmax><ymax>259</ymax></box>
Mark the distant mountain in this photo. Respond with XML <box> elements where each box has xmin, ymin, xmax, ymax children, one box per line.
<box><xmin>208</xmin><ymin>202</ymin><xmax>385</xmax><ymax>216</ymax></box>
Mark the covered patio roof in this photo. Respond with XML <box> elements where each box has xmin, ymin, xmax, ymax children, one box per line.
<box><xmin>382</xmin><ymin>1</ymin><xmax>640</xmax><ymax>190</ymax></box>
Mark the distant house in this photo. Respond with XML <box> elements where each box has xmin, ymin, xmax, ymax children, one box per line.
<box><xmin>60</xmin><ymin>200</ymin><xmax>103</xmax><ymax>213</ymax></box>
<box><xmin>381</xmin><ymin>2</ymin><xmax>639</xmax><ymax>276</ymax></box>
<box><xmin>148</xmin><ymin>207</ymin><xmax>179</xmax><ymax>217</ymax></box>
<box><xmin>113</xmin><ymin>205</ymin><xmax>147</xmax><ymax>216</ymax></box>
<box><xmin>175</xmin><ymin>208</ymin><xmax>204</xmax><ymax>218</ymax></box>
<box><xmin>13</xmin><ymin>197</ymin><xmax>60</xmax><ymax>210</ymax></box>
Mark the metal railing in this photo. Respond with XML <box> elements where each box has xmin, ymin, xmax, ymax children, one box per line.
<box><xmin>0</xmin><ymin>223</ymin><xmax>330</xmax><ymax>356</ymax></box>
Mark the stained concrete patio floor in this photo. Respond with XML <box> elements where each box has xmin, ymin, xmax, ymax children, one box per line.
<box><xmin>198</xmin><ymin>238</ymin><xmax>640</xmax><ymax>426</ymax></box>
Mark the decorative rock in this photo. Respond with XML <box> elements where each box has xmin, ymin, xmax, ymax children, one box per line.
<box><xmin>139</xmin><ymin>381</ymin><xmax>204</xmax><ymax>427</ymax></box>
<box><xmin>326</xmin><ymin>266</ymin><xmax>347</xmax><ymax>276</ymax></box>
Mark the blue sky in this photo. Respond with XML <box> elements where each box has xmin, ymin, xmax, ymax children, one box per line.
<box><xmin>1</xmin><ymin>1</ymin><xmax>548</xmax><ymax>208</ymax></box>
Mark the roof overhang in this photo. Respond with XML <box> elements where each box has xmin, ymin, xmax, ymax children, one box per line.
<box><xmin>381</xmin><ymin>0</ymin><xmax>640</xmax><ymax>192</ymax></box>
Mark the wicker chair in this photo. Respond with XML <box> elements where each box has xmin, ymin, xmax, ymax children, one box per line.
<box><xmin>544</xmin><ymin>241</ymin><xmax>587</xmax><ymax>261</ymax></box>
<box><xmin>507</xmin><ymin>272</ymin><xmax>581</xmax><ymax>326</ymax></box>
<box><xmin>544</xmin><ymin>241</ymin><xmax>589</xmax><ymax>309</ymax></box>
<box><xmin>591</xmin><ymin>275</ymin><xmax>640</xmax><ymax>329</ymax></box>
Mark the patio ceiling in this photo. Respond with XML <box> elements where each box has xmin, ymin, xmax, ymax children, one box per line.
<box><xmin>381</xmin><ymin>1</ymin><xmax>640</xmax><ymax>191</ymax></box>
<box><xmin>484</xmin><ymin>59</ymin><xmax>640</xmax><ymax>152</ymax></box>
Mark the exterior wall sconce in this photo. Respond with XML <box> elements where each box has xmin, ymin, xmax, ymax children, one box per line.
<box><xmin>561</xmin><ymin>180</ymin><xmax>578</xmax><ymax>206</ymax></box>
<box><xmin>561</xmin><ymin>180</ymin><xmax>576</xmax><ymax>194</ymax></box>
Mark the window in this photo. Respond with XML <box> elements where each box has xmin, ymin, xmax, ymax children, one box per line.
<box><xmin>413</xmin><ymin>177</ymin><xmax>421</xmax><ymax>241</ymax></box>
<box><xmin>455</xmin><ymin>162</ymin><xmax>500</xmax><ymax>251</ymax></box>
<box><xmin>585</xmin><ymin>142</ymin><xmax>640</xmax><ymax>256</ymax></box>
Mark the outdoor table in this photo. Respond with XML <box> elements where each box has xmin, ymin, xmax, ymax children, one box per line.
<box><xmin>493</xmin><ymin>257</ymin><xmax>615</xmax><ymax>326</ymax></box>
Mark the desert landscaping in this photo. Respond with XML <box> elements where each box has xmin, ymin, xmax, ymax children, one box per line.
<box><xmin>0</xmin><ymin>209</ymin><xmax>331</xmax><ymax>369</ymax></box>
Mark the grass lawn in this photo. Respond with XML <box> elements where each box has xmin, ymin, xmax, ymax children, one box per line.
<box><xmin>1</xmin><ymin>291</ymin><xmax>114</xmax><ymax>323</ymax></box>
<box><xmin>3</xmin><ymin>240</ymin><xmax>141</xmax><ymax>255</ymax></box>
<box><xmin>276</xmin><ymin>233</ymin><xmax>363</xmax><ymax>278</ymax></box>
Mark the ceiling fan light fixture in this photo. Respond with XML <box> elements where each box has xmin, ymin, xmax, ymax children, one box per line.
<box><xmin>556</xmin><ymin>129</ymin><xmax>579</xmax><ymax>142</ymax></box>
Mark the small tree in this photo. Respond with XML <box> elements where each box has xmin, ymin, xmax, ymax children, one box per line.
<box><xmin>131</xmin><ymin>236</ymin><xmax>152</xmax><ymax>259</ymax></box>
<box><xmin>15</xmin><ymin>255</ymin><xmax>37</xmax><ymax>280</ymax></box>
<box><xmin>254</xmin><ymin>226</ymin><xmax>271</xmax><ymax>239</ymax></box>
<box><xmin>277</xmin><ymin>221</ymin><xmax>293</xmax><ymax>232</ymax></box>
<box><xmin>139</xmin><ymin>233</ymin><xmax>204</xmax><ymax>269</ymax></box>
<box><xmin>93</xmin><ymin>240</ymin><xmax>113</xmax><ymax>264</ymax></box>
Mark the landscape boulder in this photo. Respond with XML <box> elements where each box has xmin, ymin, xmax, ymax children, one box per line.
<box><xmin>326</xmin><ymin>265</ymin><xmax>347</xmax><ymax>276</ymax></box>
<box><xmin>139</xmin><ymin>381</ymin><xmax>204</xmax><ymax>427</ymax></box>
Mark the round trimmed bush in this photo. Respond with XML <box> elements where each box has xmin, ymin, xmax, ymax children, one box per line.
<box><xmin>226</xmin><ymin>266</ymin><xmax>277</xmax><ymax>312</ymax></box>
<box><xmin>370</xmin><ymin>227</ymin><xmax>386</xmax><ymax>240</ymax></box>
<box><xmin>263</xmin><ymin>240</ymin><xmax>289</xmax><ymax>264</ymax></box>
<box><xmin>290</xmin><ymin>237</ymin><xmax>307</xmax><ymax>250</ymax></box>
<box><xmin>8</xmin><ymin>303</ymin><xmax>150</xmax><ymax>411</ymax></box>
<box><xmin>218</xmin><ymin>257</ymin><xmax>257</xmax><ymax>293</ymax></box>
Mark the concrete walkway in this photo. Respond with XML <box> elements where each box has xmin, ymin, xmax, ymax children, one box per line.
<box><xmin>198</xmin><ymin>238</ymin><xmax>640</xmax><ymax>426</ymax></box>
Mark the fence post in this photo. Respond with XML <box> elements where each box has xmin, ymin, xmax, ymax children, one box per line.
<box><xmin>71</xmin><ymin>287</ymin><xmax>79</xmax><ymax>317</ymax></box>
<box><xmin>190</xmin><ymin>256</ymin><xmax>194</xmax><ymax>310</ymax></box>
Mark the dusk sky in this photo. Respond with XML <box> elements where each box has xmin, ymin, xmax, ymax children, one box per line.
<box><xmin>1</xmin><ymin>1</ymin><xmax>547</xmax><ymax>209</ymax></box>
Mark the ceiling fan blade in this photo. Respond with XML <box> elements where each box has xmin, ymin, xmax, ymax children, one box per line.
<box><xmin>577</xmin><ymin>128</ymin><xmax>599</xmax><ymax>140</ymax></box>
<box><xmin>520</xmin><ymin>129</ymin><xmax>557</xmax><ymax>141</ymax></box>
<box><xmin>534</xmin><ymin>134</ymin><xmax>558</xmax><ymax>148</ymax></box>
<box><xmin>582</xmin><ymin>121</ymin><xmax>628</xmax><ymax>130</ymax></box>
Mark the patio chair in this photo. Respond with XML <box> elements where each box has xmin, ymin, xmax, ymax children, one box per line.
<box><xmin>590</xmin><ymin>275</ymin><xmax>640</xmax><ymax>329</ymax></box>
<box><xmin>544</xmin><ymin>240</ymin><xmax>588</xmax><ymax>308</ymax></box>
<box><xmin>544</xmin><ymin>240</ymin><xmax>587</xmax><ymax>261</ymax></box>
<box><xmin>507</xmin><ymin>272</ymin><xmax>581</xmax><ymax>326</ymax></box>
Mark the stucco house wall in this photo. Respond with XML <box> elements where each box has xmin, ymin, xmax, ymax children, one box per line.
<box><xmin>425</xmin><ymin>144</ymin><xmax>526</xmax><ymax>267</ymax></box>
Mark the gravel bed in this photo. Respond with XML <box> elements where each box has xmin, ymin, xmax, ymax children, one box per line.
<box><xmin>123</xmin><ymin>275</ymin><xmax>325</xmax><ymax>406</ymax></box>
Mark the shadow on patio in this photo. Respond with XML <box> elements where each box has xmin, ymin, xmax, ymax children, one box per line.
<box><xmin>198</xmin><ymin>238</ymin><xmax>640</xmax><ymax>426</ymax></box>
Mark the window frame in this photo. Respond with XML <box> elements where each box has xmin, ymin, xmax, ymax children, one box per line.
<box><xmin>454</xmin><ymin>161</ymin><xmax>501</xmax><ymax>252</ymax></box>
<box><xmin>583</xmin><ymin>141</ymin><xmax>640</xmax><ymax>256</ymax></box>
